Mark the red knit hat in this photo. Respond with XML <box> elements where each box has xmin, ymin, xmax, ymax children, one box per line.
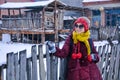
<box><xmin>74</xmin><ymin>17</ymin><xmax>90</xmax><ymax>32</ymax></box>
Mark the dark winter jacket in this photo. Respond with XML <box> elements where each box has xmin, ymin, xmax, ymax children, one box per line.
<box><xmin>54</xmin><ymin>34</ymin><xmax>102</xmax><ymax>80</ymax></box>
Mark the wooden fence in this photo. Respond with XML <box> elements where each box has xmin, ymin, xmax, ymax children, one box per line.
<box><xmin>97</xmin><ymin>43</ymin><xmax>120</xmax><ymax>80</ymax></box>
<box><xmin>0</xmin><ymin>42</ymin><xmax>120</xmax><ymax>80</ymax></box>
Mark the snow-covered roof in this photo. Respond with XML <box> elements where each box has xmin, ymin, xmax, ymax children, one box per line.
<box><xmin>84</xmin><ymin>3</ymin><xmax>120</xmax><ymax>10</ymax></box>
<box><xmin>83</xmin><ymin>0</ymin><xmax>110</xmax><ymax>2</ymax></box>
<box><xmin>0</xmin><ymin>0</ymin><xmax>67</xmax><ymax>9</ymax></box>
<box><xmin>63</xmin><ymin>16</ymin><xmax>77</xmax><ymax>20</ymax></box>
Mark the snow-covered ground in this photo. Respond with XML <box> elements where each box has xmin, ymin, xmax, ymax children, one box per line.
<box><xmin>0</xmin><ymin>41</ymin><xmax>35</xmax><ymax>65</ymax></box>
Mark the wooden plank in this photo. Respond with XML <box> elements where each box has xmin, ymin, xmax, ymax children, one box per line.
<box><xmin>98</xmin><ymin>45</ymin><xmax>106</xmax><ymax>74</ymax></box>
<box><xmin>97</xmin><ymin>45</ymin><xmax>102</xmax><ymax>70</ymax></box>
<box><xmin>118</xmin><ymin>45</ymin><xmax>120</xmax><ymax>80</ymax></box>
<box><xmin>112</xmin><ymin>45</ymin><xmax>117</xmax><ymax>80</ymax></box>
<box><xmin>14</xmin><ymin>53</ymin><xmax>19</xmax><ymax>80</ymax></box>
<box><xmin>102</xmin><ymin>44</ymin><xmax>110</xmax><ymax>80</ymax></box>
<box><xmin>19</xmin><ymin>50</ymin><xmax>27</xmax><ymax>80</ymax></box>
<box><xmin>31</xmin><ymin>45</ymin><xmax>38</xmax><ymax>80</ymax></box>
<box><xmin>50</xmin><ymin>43</ymin><xmax>59</xmax><ymax>80</ymax></box>
<box><xmin>6</xmin><ymin>52</ymin><xmax>15</xmax><ymax>80</ymax></box>
<box><xmin>113</xmin><ymin>44</ymin><xmax>120</xmax><ymax>80</ymax></box>
<box><xmin>0</xmin><ymin>29</ymin><xmax>70</xmax><ymax>34</ymax></box>
<box><xmin>0</xmin><ymin>66</ymin><xmax>2</xmax><ymax>80</ymax></box>
<box><xmin>59</xmin><ymin>58</ymin><xmax>68</xmax><ymax>80</ymax></box>
<box><xmin>107</xmin><ymin>45</ymin><xmax>116</xmax><ymax>80</ymax></box>
<box><xmin>0</xmin><ymin>65</ymin><xmax>4</xmax><ymax>80</ymax></box>
<box><xmin>46</xmin><ymin>44</ymin><xmax>51</xmax><ymax>80</ymax></box>
<box><xmin>26</xmin><ymin>58</ymin><xmax>32</xmax><ymax>80</ymax></box>
<box><xmin>50</xmin><ymin>56</ymin><xmax>58</xmax><ymax>80</ymax></box>
<box><xmin>38</xmin><ymin>44</ymin><xmax>46</xmax><ymax>80</ymax></box>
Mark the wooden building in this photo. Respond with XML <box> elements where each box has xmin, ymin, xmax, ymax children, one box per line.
<box><xmin>83</xmin><ymin>0</ymin><xmax>120</xmax><ymax>27</ymax></box>
<box><xmin>0</xmin><ymin>0</ymin><xmax>84</xmax><ymax>43</ymax></box>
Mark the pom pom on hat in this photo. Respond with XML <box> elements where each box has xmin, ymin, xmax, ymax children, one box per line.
<box><xmin>74</xmin><ymin>17</ymin><xmax>90</xmax><ymax>32</ymax></box>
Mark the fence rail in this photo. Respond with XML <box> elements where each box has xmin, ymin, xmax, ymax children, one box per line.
<box><xmin>0</xmin><ymin>42</ymin><xmax>120</xmax><ymax>80</ymax></box>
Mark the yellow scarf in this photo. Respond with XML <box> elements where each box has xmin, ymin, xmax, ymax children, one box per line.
<box><xmin>72</xmin><ymin>30</ymin><xmax>91</xmax><ymax>55</ymax></box>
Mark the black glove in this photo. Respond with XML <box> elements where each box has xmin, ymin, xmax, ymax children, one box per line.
<box><xmin>46</xmin><ymin>41</ymin><xmax>56</xmax><ymax>53</ymax></box>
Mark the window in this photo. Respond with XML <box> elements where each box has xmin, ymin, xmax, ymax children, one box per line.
<box><xmin>92</xmin><ymin>10</ymin><xmax>101</xmax><ymax>27</ymax></box>
<box><xmin>105</xmin><ymin>9</ymin><xmax>120</xmax><ymax>26</ymax></box>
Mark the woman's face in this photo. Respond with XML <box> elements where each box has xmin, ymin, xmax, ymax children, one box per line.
<box><xmin>74</xmin><ymin>23</ymin><xmax>85</xmax><ymax>33</ymax></box>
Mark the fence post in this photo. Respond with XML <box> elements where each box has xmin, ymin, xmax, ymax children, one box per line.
<box><xmin>31</xmin><ymin>45</ymin><xmax>38</xmax><ymax>80</ymax></box>
<box><xmin>6</xmin><ymin>52</ymin><xmax>15</xmax><ymax>80</ymax></box>
<box><xmin>38</xmin><ymin>44</ymin><xmax>46</xmax><ymax>80</ymax></box>
<box><xmin>19</xmin><ymin>50</ymin><xmax>27</xmax><ymax>80</ymax></box>
<box><xmin>46</xmin><ymin>44</ymin><xmax>51</xmax><ymax>80</ymax></box>
<box><xmin>14</xmin><ymin>53</ymin><xmax>19</xmax><ymax>80</ymax></box>
<box><xmin>0</xmin><ymin>64</ymin><xmax>6</xmax><ymax>80</ymax></box>
<box><xmin>46</xmin><ymin>43</ymin><xmax>58</xmax><ymax>80</ymax></box>
<box><xmin>26</xmin><ymin>58</ymin><xmax>32</xmax><ymax>80</ymax></box>
<box><xmin>112</xmin><ymin>44</ymin><xmax>120</xmax><ymax>80</ymax></box>
<box><xmin>101</xmin><ymin>44</ymin><xmax>110</xmax><ymax>80</ymax></box>
<box><xmin>98</xmin><ymin>45</ymin><xmax>106</xmax><ymax>74</ymax></box>
<box><xmin>107</xmin><ymin>45</ymin><xmax>116</xmax><ymax>80</ymax></box>
<box><xmin>50</xmin><ymin>43</ymin><xmax>58</xmax><ymax>80</ymax></box>
<box><xmin>0</xmin><ymin>66</ymin><xmax>2</xmax><ymax>80</ymax></box>
<box><xmin>97</xmin><ymin>45</ymin><xmax>102</xmax><ymax>69</ymax></box>
<box><xmin>59</xmin><ymin>58</ymin><xmax>68</xmax><ymax>80</ymax></box>
<box><xmin>50</xmin><ymin>56</ymin><xmax>58</xmax><ymax>80</ymax></box>
<box><xmin>118</xmin><ymin>44</ymin><xmax>120</xmax><ymax>80</ymax></box>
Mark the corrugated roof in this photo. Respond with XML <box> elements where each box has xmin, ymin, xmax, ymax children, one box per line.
<box><xmin>0</xmin><ymin>0</ymin><xmax>67</xmax><ymax>9</ymax></box>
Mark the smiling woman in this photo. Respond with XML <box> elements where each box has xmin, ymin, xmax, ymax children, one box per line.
<box><xmin>47</xmin><ymin>16</ymin><xmax>102</xmax><ymax>80</ymax></box>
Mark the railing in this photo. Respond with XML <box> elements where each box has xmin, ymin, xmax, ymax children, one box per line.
<box><xmin>1</xmin><ymin>17</ymin><xmax>42</xmax><ymax>30</ymax></box>
<box><xmin>0</xmin><ymin>42</ymin><xmax>120</xmax><ymax>80</ymax></box>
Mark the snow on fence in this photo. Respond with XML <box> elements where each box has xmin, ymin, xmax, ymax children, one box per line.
<box><xmin>0</xmin><ymin>43</ymin><xmax>120</xmax><ymax>80</ymax></box>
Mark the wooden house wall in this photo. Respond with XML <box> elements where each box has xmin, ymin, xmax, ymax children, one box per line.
<box><xmin>1</xmin><ymin>9</ymin><xmax>64</xmax><ymax>30</ymax></box>
<box><xmin>0</xmin><ymin>0</ymin><xmax>85</xmax><ymax>43</ymax></box>
<box><xmin>0</xmin><ymin>7</ymin><xmax>66</xmax><ymax>43</ymax></box>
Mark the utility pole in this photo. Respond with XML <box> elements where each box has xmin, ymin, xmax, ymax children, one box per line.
<box><xmin>54</xmin><ymin>0</ymin><xmax>59</xmax><ymax>44</ymax></box>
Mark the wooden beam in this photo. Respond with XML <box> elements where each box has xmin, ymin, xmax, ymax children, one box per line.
<box><xmin>0</xmin><ymin>29</ymin><xmax>70</xmax><ymax>34</ymax></box>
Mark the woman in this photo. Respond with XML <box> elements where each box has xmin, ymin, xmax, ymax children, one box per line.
<box><xmin>47</xmin><ymin>17</ymin><xmax>102</xmax><ymax>80</ymax></box>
